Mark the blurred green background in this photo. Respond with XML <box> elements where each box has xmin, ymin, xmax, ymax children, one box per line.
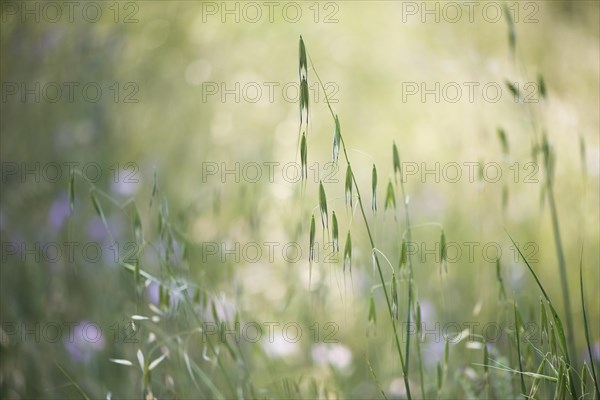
<box><xmin>1</xmin><ymin>1</ymin><xmax>598</xmax><ymax>399</ymax></box>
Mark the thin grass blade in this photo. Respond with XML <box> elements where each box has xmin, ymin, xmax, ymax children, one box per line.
<box><xmin>371</xmin><ymin>164</ymin><xmax>377</xmax><ymax>213</ymax></box>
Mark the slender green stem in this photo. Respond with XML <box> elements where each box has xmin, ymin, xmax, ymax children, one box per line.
<box><xmin>509</xmin><ymin>33</ymin><xmax>578</xmax><ymax>396</ymax></box>
<box><xmin>546</xmin><ymin>174</ymin><xmax>577</xmax><ymax>370</ymax></box>
<box><xmin>393</xmin><ymin>160</ymin><xmax>424</xmax><ymax>396</ymax></box>
<box><xmin>508</xmin><ymin>234</ymin><xmax>578</xmax><ymax>398</ymax></box>
<box><xmin>514</xmin><ymin>299</ymin><xmax>527</xmax><ymax>395</ymax></box>
<box><xmin>397</xmin><ymin>173</ymin><xmax>415</xmax><ymax>381</ymax></box>
<box><xmin>373</xmin><ymin>248</ymin><xmax>396</xmax><ymax>275</ymax></box>
<box><xmin>415</xmin><ymin>332</ymin><xmax>426</xmax><ymax>399</ymax></box>
<box><xmin>307</xmin><ymin>53</ymin><xmax>412</xmax><ymax>400</ymax></box>
<box><xmin>367</xmin><ymin>355</ymin><xmax>389</xmax><ymax>400</ymax></box>
<box><xmin>55</xmin><ymin>361</ymin><xmax>91</xmax><ymax>400</ymax></box>
<box><xmin>580</xmin><ymin>251</ymin><xmax>600</xmax><ymax>399</ymax></box>
<box><xmin>351</xmin><ymin>170</ymin><xmax>412</xmax><ymax>400</ymax></box>
<box><xmin>543</xmin><ymin>149</ymin><xmax>579</xmax><ymax>399</ymax></box>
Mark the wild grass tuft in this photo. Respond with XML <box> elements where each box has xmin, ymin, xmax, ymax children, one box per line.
<box><xmin>300</xmin><ymin>36</ymin><xmax>413</xmax><ymax>399</ymax></box>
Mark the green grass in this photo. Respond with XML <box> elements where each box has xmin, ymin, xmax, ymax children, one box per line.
<box><xmin>1</xmin><ymin>3</ymin><xmax>598</xmax><ymax>399</ymax></box>
<box><xmin>295</xmin><ymin>21</ymin><xmax>598</xmax><ymax>398</ymax></box>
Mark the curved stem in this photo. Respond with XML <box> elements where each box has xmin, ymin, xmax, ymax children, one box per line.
<box><xmin>396</xmin><ymin>163</ymin><xmax>416</xmax><ymax>386</ymax></box>
<box><xmin>373</xmin><ymin>248</ymin><xmax>396</xmax><ymax>276</ymax></box>
<box><xmin>510</xmin><ymin>39</ymin><xmax>578</xmax><ymax>396</ymax></box>
<box><xmin>307</xmin><ymin>53</ymin><xmax>413</xmax><ymax>399</ymax></box>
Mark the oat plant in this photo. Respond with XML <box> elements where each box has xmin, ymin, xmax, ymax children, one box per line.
<box><xmin>297</xmin><ymin>35</ymin><xmax>418</xmax><ymax>399</ymax></box>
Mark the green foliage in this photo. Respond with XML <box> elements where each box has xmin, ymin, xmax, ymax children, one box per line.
<box><xmin>1</xmin><ymin>6</ymin><xmax>597</xmax><ymax>400</ymax></box>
